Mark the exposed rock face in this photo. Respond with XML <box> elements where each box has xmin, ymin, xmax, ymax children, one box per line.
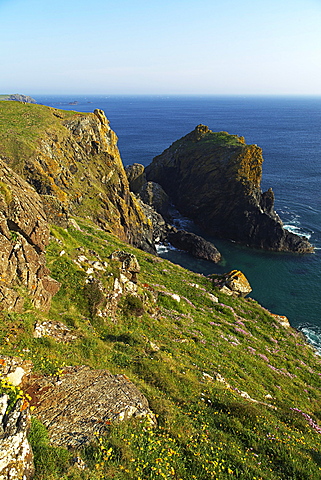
<box><xmin>0</xmin><ymin>396</ymin><xmax>34</xmax><ymax>480</ymax></box>
<box><xmin>138</xmin><ymin>181</ymin><xmax>171</xmax><ymax>219</ymax></box>
<box><xmin>23</xmin><ymin>366</ymin><xmax>156</xmax><ymax>448</ymax></box>
<box><xmin>168</xmin><ymin>229</ymin><xmax>221</xmax><ymax>263</ymax></box>
<box><xmin>0</xmin><ymin>160</ymin><xmax>60</xmax><ymax>312</ymax></box>
<box><xmin>0</xmin><ymin>103</ymin><xmax>154</xmax><ymax>253</ymax></box>
<box><xmin>125</xmin><ymin>163</ymin><xmax>146</xmax><ymax>193</ymax></box>
<box><xmin>145</xmin><ymin>125</ymin><xmax>313</xmax><ymax>253</ymax></box>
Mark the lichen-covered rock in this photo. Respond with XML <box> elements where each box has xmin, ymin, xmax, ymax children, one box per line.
<box><xmin>167</xmin><ymin>229</ymin><xmax>221</xmax><ymax>263</ymax></box>
<box><xmin>0</xmin><ymin>160</ymin><xmax>60</xmax><ymax>312</ymax></box>
<box><xmin>0</xmin><ymin>102</ymin><xmax>154</xmax><ymax>253</ymax></box>
<box><xmin>212</xmin><ymin>270</ymin><xmax>252</xmax><ymax>297</ymax></box>
<box><xmin>23</xmin><ymin>366</ymin><xmax>156</xmax><ymax>448</ymax></box>
<box><xmin>145</xmin><ymin>125</ymin><xmax>313</xmax><ymax>253</ymax></box>
<box><xmin>0</xmin><ymin>396</ymin><xmax>34</xmax><ymax>480</ymax></box>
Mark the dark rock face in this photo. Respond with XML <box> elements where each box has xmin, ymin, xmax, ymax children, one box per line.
<box><xmin>138</xmin><ymin>181</ymin><xmax>171</xmax><ymax>219</ymax></box>
<box><xmin>146</xmin><ymin>125</ymin><xmax>313</xmax><ymax>253</ymax></box>
<box><xmin>24</xmin><ymin>366</ymin><xmax>156</xmax><ymax>448</ymax></box>
<box><xmin>125</xmin><ymin>163</ymin><xmax>146</xmax><ymax>193</ymax></box>
<box><xmin>0</xmin><ymin>160</ymin><xmax>60</xmax><ymax>312</ymax></box>
<box><xmin>168</xmin><ymin>229</ymin><xmax>221</xmax><ymax>263</ymax></box>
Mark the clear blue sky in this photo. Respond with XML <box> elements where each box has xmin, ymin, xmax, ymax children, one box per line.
<box><xmin>1</xmin><ymin>0</ymin><xmax>321</xmax><ymax>95</ymax></box>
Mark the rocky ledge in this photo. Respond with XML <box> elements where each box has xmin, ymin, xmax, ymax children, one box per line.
<box><xmin>145</xmin><ymin>125</ymin><xmax>313</xmax><ymax>253</ymax></box>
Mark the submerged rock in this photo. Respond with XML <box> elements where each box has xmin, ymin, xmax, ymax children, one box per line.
<box><xmin>146</xmin><ymin>125</ymin><xmax>313</xmax><ymax>253</ymax></box>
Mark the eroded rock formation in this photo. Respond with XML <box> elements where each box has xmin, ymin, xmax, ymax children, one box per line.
<box><xmin>145</xmin><ymin>125</ymin><xmax>313</xmax><ymax>253</ymax></box>
<box><xmin>0</xmin><ymin>160</ymin><xmax>60</xmax><ymax>312</ymax></box>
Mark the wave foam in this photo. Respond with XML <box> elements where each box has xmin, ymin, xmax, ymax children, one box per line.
<box><xmin>156</xmin><ymin>243</ymin><xmax>177</xmax><ymax>254</ymax></box>
<box><xmin>298</xmin><ymin>323</ymin><xmax>321</xmax><ymax>355</ymax></box>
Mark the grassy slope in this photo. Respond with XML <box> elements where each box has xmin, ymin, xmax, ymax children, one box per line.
<box><xmin>0</xmin><ymin>101</ymin><xmax>81</xmax><ymax>168</ymax></box>
<box><xmin>1</xmin><ymin>217</ymin><xmax>320</xmax><ymax>480</ymax></box>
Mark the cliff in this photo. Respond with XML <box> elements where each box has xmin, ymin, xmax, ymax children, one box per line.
<box><xmin>145</xmin><ymin>125</ymin><xmax>313</xmax><ymax>253</ymax></box>
<box><xmin>0</xmin><ymin>101</ymin><xmax>154</xmax><ymax>252</ymax></box>
<box><xmin>0</xmin><ymin>105</ymin><xmax>321</xmax><ymax>480</ymax></box>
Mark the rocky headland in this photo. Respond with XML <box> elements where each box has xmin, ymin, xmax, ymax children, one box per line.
<box><xmin>145</xmin><ymin>125</ymin><xmax>313</xmax><ymax>253</ymax></box>
<box><xmin>0</xmin><ymin>94</ymin><xmax>37</xmax><ymax>103</ymax></box>
<box><xmin>0</xmin><ymin>102</ymin><xmax>320</xmax><ymax>480</ymax></box>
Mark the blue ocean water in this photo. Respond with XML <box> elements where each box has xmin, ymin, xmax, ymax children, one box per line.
<box><xmin>34</xmin><ymin>95</ymin><xmax>321</xmax><ymax>350</ymax></box>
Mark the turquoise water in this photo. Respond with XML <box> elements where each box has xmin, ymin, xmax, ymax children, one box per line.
<box><xmin>34</xmin><ymin>95</ymin><xmax>321</xmax><ymax>350</ymax></box>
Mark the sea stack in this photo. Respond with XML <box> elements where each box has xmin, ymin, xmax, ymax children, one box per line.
<box><xmin>145</xmin><ymin>125</ymin><xmax>313</xmax><ymax>253</ymax></box>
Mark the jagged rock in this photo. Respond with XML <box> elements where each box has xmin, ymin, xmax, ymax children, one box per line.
<box><xmin>33</xmin><ymin>321</ymin><xmax>77</xmax><ymax>343</ymax></box>
<box><xmin>167</xmin><ymin>229</ymin><xmax>221</xmax><ymax>263</ymax></box>
<box><xmin>125</xmin><ymin>163</ymin><xmax>146</xmax><ymax>193</ymax></box>
<box><xmin>137</xmin><ymin>199</ymin><xmax>168</xmax><ymax>246</ymax></box>
<box><xmin>0</xmin><ymin>396</ymin><xmax>34</xmax><ymax>480</ymax></box>
<box><xmin>145</xmin><ymin>125</ymin><xmax>313</xmax><ymax>253</ymax></box>
<box><xmin>138</xmin><ymin>181</ymin><xmax>171</xmax><ymax>219</ymax></box>
<box><xmin>212</xmin><ymin>270</ymin><xmax>252</xmax><ymax>297</ymax></box>
<box><xmin>109</xmin><ymin>251</ymin><xmax>140</xmax><ymax>282</ymax></box>
<box><xmin>23</xmin><ymin>366</ymin><xmax>156</xmax><ymax>448</ymax></box>
<box><xmin>0</xmin><ymin>160</ymin><xmax>60</xmax><ymax>312</ymax></box>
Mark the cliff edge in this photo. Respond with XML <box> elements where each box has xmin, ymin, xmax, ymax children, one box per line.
<box><xmin>145</xmin><ymin>125</ymin><xmax>313</xmax><ymax>253</ymax></box>
<box><xmin>0</xmin><ymin>101</ymin><xmax>154</xmax><ymax>253</ymax></box>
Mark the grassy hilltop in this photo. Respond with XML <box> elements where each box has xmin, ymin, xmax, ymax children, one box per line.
<box><xmin>0</xmin><ymin>101</ymin><xmax>320</xmax><ymax>480</ymax></box>
<box><xmin>1</xmin><ymin>217</ymin><xmax>321</xmax><ymax>480</ymax></box>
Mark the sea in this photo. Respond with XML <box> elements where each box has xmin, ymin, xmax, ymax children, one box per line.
<box><xmin>33</xmin><ymin>95</ymin><xmax>321</xmax><ymax>352</ymax></box>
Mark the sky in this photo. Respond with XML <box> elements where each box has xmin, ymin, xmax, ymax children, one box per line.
<box><xmin>1</xmin><ymin>0</ymin><xmax>321</xmax><ymax>95</ymax></box>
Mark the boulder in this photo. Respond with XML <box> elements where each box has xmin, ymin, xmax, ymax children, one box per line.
<box><xmin>212</xmin><ymin>270</ymin><xmax>252</xmax><ymax>297</ymax></box>
<box><xmin>167</xmin><ymin>229</ymin><xmax>221</xmax><ymax>263</ymax></box>
<box><xmin>23</xmin><ymin>366</ymin><xmax>156</xmax><ymax>448</ymax></box>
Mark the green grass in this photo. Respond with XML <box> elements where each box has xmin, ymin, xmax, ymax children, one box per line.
<box><xmin>1</xmin><ymin>217</ymin><xmax>321</xmax><ymax>479</ymax></box>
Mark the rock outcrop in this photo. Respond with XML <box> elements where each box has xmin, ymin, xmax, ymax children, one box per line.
<box><xmin>0</xmin><ymin>396</ymin><xmax>34</xmax><ymax>480</ymax></box>
<box><xmin>211</xmin><ymin>270</ymin><xmax>252</xmax><ymax>297</ymax></box>
<box><xmin>0</xmin><ymin>94</ymin><xmax>37</xmax><ymax>103</ymax></box>
<box><xmin>0</xmin><ymin>159</ymin><xmax>60</xmax><ymax>312</ymax></box>
<box><xmin>0</xmin><ymin>103</ymin><xmax>155</xmax><ymax>254</ymax></box>
<box><xmin>23</xmin><ymin>366</ymin><xmax>156</xmax><ymax>448</ymax></box>
<box><xmin>167</xmin><ymin>229</ymin><xmax>221</xmax><ymax>263</ymax></box>
<box><xmin>145</xmin><ymin>125</ymin><xmax>313</xmax><ymax>253</ymax></box>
